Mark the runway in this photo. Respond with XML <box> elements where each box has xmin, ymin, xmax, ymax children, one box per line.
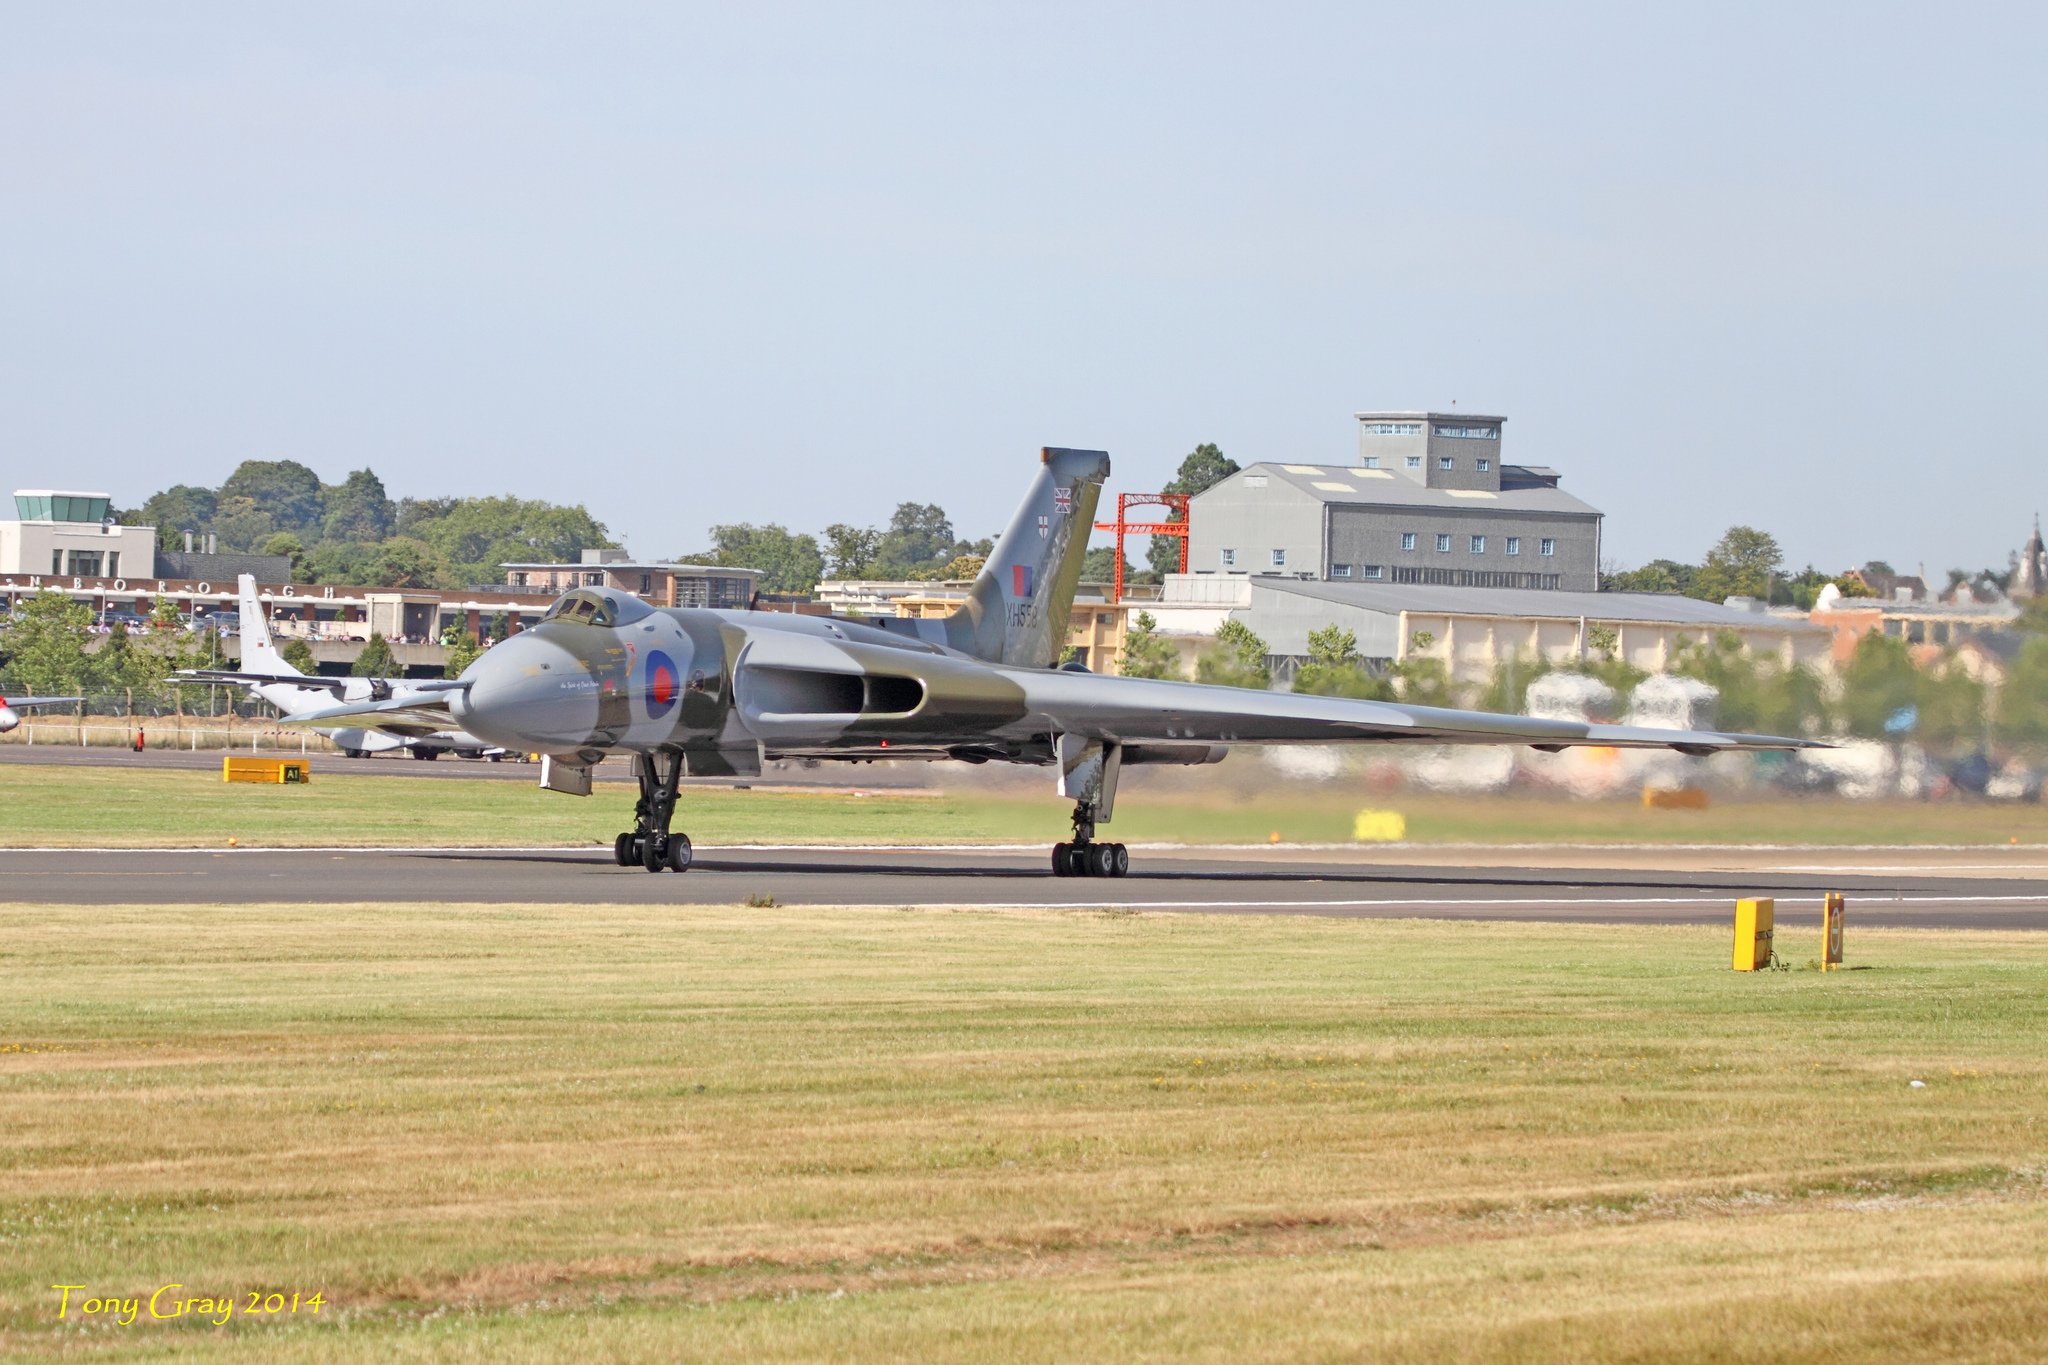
<box><xmin>7</xmin><ymin>844</ymin><xmax>2047</xmax><ymax>928</ymax></box>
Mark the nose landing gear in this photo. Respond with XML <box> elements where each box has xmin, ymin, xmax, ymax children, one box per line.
<box><xmin>1051</xmin><ymin>800</ymin><xmax>1128</xmax><ymax>878</ymax></box>
<box><xmin>616</xmin><ymin>751</ymin><xmax>693</xmax><ymax>872</ymax></box>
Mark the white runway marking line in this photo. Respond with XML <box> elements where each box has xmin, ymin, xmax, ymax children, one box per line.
<box><xmin>8</xmin><ymin>840</ymin><xmax>2048</xmax><ymax>856</ymax></box>
<box><xmin>836</xmin><ymin>895</ymin><xmax>2048</xmax><ymax>912</ymax></box>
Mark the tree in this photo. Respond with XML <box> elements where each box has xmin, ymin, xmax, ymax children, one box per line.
<box><xmin>1118</xmin><ymin>610</ymin><xmax>1181</xmax><ymax>679</ymax></box>
<box><xmin>695</xmin><ymin>523</ymin><xmax>826</xmax><ymax>594</ymax></box>
<box><xmin>442</xmin><ymin>633</ymin><xmax>484</xmax><ymax>680</ymax></box>
<box><xmin>822</xmin><ymin>524</ymin><xmax>882</xmax><ymax>578</ymax></box>
<box><xmin>280</xmin><ymin>637</ymin><xmax>318</xmax><ymax>674</ymax></box>
<box><xmin>1835</xmin><ymin>632</ymin><xmax>1918</xmax><ymax>739</ymax></box>
<box><xmin>261</xmin><ymin>532</ymin><xmax>308</xmax><ymax>580</ymax></box>
<box><xmin>1691</xmin><ymin>527</ymin><xmax>1782</xmax><ymax>602</ymax></box>
<box><xmin>1602</xmin><ymin>561</ymin><xmax>1691</xmax><ymax>594</ymax></box>
<box><xmin>1996</xmin><ymin>637</ymin><xmax>2048</xmax><ymax>750</ymax></box>
<box><xmin>411</xmin><ymin>496</ymin><xmax>613</xmax><ymax>586</ymax></box>
<box><xmin>872</xmin><ymin>503</ymin><xmax>955</xmax><ymax>578</ymax></box>
<box><xmin>0</xmin><ymin>590</ymin><xmax>99</xmax><ymax>696</ymax></box>
<box><xmin>1081</xmin><ymin>545</ymin><xmax>1130</xmax><ymax>585</ymax></box>
<box><xmin>137</xmin><ymin>484</ymin><xmax>219</xmax><ymax>549</ymax></box>
<box><xmin>352</xmin><ymin>632</ymin><xmax>397</xmax><ymax>678</ymax></box>
<box><xmin>489</xmin><ymin>612</ymin><xmax>509</xmax><ymax>643</ymax></box>
<box><xmin>1151</xmin><ymin>443</ymin><xmax>1239</xmax><ymax>577</ymax></box>
<box><xmin>305</xmin><ymin>541</ymin><xmax>379</xmax><ymax>586</ymax></box>
<box><xmin>1196</xmin><ymin>619</ymin><xmax>1269</xmax><ymax>690</ymax></box>
<box><xmin>1391</xmin><ymin>657</ymin><xmax>1458</xmax><ymax>707</ymax></box>
<box><xmin>1475</xmin><ymin>653</ymin><xmax>1551</xmax><ymax>714</ymax></box>
<box><xmin>1293</xmin><ymin>623</ymin><xmax>1393</xmax><ymax>700</ymax></box>
<box><xmin>320</xmin><ymin>468</ymin><xmax>395</xmax><ymax>543</ymax></box>
<box><xmin>220</xmin><ymin>459</ymin><xmax>325</xmax><ymax>534</ymax></box>
<box><xmin>371</xmin><ymin>537</ymin><xmax>447</xmax><ymax>589</ymax></box>
<box><xmin>209</xmin><ymin>496</ymin><xmax>278</xmax><ymax>552</ymax></box>
<box><xmin>927</xmin><ymin>554</ymin><xmax>985</xmax><ymax>582</ymax></box>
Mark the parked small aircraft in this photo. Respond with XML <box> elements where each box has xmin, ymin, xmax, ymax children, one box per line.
<box><xmin>182</xmin><ymin>576</ymin><xmax>506</xmax><ymax>760</ymax></box>
<box><xmin>286</xmin><ymin>448</ymin><xmax>1819</xmax><ymax>875</ymax></box>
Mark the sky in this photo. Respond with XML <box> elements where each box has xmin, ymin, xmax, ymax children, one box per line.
<box><xmin>2</xmin><ymin>2</ymin><xmax>2043</xmax><ymax>578</ymax></box>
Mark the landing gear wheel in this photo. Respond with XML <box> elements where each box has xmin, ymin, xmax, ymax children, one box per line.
<box><xmin>629</xmin><ymin>752</ymin><xmax>693</xmax><ymax>874</ymax></box>
<box><xmin>614</xmin><ymin>833</ymin><xmax>636</xmax><ymax>867</ymax></box>
<box><xmin>1066</xmin><ymin>845</ymin><xmax>1091</xmax><ymax>878</ymax></box>
<box><xmin>1052</xmin><ymin>841</ymin><xmax>1073</xmax><ymax>876</ymax></box>
<box><xmin>1089</xmin><ymin>843</ymin><xmax>1118</xmax><ymax>878</ymax></box>
<box><xmin>1110</xmin><ymin>843</ymin><xmax>1129</xmax><ymax>877</ymax></box>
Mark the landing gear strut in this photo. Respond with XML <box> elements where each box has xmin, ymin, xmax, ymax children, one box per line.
<box><xmin>1051</xmin><ymin>799</ymin><xmax>1128</xmax><ymax>878</ymax></box>
<box><xmin>615</xmin><ymin>751</ymin><xmax>692</xmax><ymax>873</ymax></box>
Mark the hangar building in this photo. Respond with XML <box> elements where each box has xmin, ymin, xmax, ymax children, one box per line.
<box><xmin>1185</xmin><ymin>412</ymin><xmax>1603</xmax><ymax>592</ymax></box>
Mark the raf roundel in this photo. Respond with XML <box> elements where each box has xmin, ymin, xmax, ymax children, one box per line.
<box><xmin>644</xmin><ymin>650</ymin><xmax>680</xmax><ymax>720</ymax></box>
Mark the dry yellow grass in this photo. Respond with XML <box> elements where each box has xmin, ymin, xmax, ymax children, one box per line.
<box><xmin>2</xmin><ymin>901</ymin><xmax>2045</xmax><ymax>1360</ymax></box>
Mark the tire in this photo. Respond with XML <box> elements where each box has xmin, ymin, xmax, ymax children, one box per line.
<box><xmin>614</xmin><ymin>833</ymin><xmax>636</xmax><ymax>867</ymax></box>
<box><xmin>1066</xmin><ymin>846</ymin><xmax>1092</xmax><ymax>878</ymax></box>
<box><xmin>1090</xmin><ymin>843</ymin><xmax>1118</xmax><ymax>878</ymax></box>
<box><xmin>665</xmin><ymin>833</ymin><xmax>693</xmax><ymax>873</ymax></box>
<box><xmin>1051</xmin><ymin>842</ymin><xmax>1071</xmax><ymax>877</ymax></box>
<box><xmin>642</xmin><ymin>835</ymin><xmax>665</xmax><ymax>872</ymax></box>
<box><xmin>1110</xmin><ymin>843</ymin><xmax>1130</xmax><ymax>878</ymax></box>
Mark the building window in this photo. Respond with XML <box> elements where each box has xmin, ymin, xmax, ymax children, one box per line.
<box><xmin>1405</xmin><ymin>456</ymin><xmax>1423</xmax><ymax>469</ymax></box>
<box><xmin>1540</xmin><ymin>538</ymin><xmax>1556</xmax><ymax>557</ymax></box>
<box><xmin>1362</xmin><ymin>421</ymin><xmax>1424</xmax><ymax>436</ymax></box>
<box><xmin>1438</xmin><ymin>456</ymin><xmax>1455</xmax><ymax>470</ymax></box>
<box><xmin>1505</xmin><ymin>537</ymin><xmax>1520</xmax><ymax>556</ymax></box>
<box><xmin>1363</xmin><ymin>564</ymin><xmax>1384</xmax><ymax>580</ymax></box>
<box><xmin>1433</xmin><ymin>424</ymin><xmax>1499</xmax><ymax>439</ymax></box>
<box><xmin>1400</xmin><ymin>532</ymin><xmax>1416</xmax><ymax>551</ymax></box>
<box><xmin>1361</xmin><ymin>456</ymin><xmax>1380</xmax><ymax>469</ymax></box>
<box><xmin>1470</xmin><ymin>535</ymin><xmax>1485</xmax><ymax>554</ymax></box>
<box><xmin>1221</xmin><ymin>548</ymin><xmax>1236</xmax><ymax>568</ymax></box>
<box><xmin>1476</xmin><ymin>458</ymin><xmax>1491</xmax><ymax>472</ymax></box>
<box><xmin>1435</xmin><ymin>534</ymin><xmax>1451</xmax><ymax>553</ymax></box>
<box><xmin>1271</xmin><ymin>548</ymin><xmax>1286</xmax><ymax>568</ymax></box>
<box><xmin>50</xmin><ymin>550</ymin><xmax>62</xmax><ymax>574</ymax></box>
<box><xmin>1332</xmin><ymin>563</ymin><xmax>1352</xmax><ymax>578</ymax></box>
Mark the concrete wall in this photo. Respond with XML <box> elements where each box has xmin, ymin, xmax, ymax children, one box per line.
<box><xmin>0</xmin><ymin>519</ymin><xmax>156</xmax><ymax>579</ymax></box>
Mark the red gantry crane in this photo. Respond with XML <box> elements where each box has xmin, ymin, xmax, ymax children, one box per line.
<box><xmin>1092</xmin><ymin>492</ymin><xmax>1189</xmax><ymax>603</ymax></box>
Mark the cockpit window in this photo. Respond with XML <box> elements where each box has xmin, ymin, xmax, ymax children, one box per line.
<box><xmin>540</xmin><ymin>589</ymin><xmax>651</xmax><ymax>627</ymax></box>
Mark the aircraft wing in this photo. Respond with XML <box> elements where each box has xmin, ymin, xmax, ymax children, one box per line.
<box><xmin>1006</xmin><ymin>669</ymin><xmax>1820</xmax><ymax>754</ymax></box>
<box><xmin>279</xmin><ymin>693</ymin><xmax>462</xmax><ymax>740</ymax></box>
<box><xmin>0</xmin><ymin>696</ymin><xmax>82</xmax><ymax>708</ymax></box>
<box><xmin>178</xmin><ymin>669</ymin><xmax>352</xmax><ymax>695</ymax></box>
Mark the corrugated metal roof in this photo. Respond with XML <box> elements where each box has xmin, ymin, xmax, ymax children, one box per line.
<box><xmin>1210</xmin><ymin>462</ymin><xmax>1601</xmax><ymax>516</ymax></box>
<box><xmin>1252</xmin><ymin>577</ymin><xmax>1826</xmax><ymax>630</ymax></box>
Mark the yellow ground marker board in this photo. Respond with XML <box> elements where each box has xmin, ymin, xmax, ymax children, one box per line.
<box><xmin>1733</xmin><ymin>897</ymin><xmax>1774</xmax><ymax>971</ymax></box>
<box><xmin>222</xmin><ymin>757</ymin><xmax>311</xmax><ymax>785</ymax></box>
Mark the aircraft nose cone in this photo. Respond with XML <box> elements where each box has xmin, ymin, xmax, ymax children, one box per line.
<box><xmin>450</xmin><ymin>633</ymin><xmax>595</xmax><ymax>750</ymax></box>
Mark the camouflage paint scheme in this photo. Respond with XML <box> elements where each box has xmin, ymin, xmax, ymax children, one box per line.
<box><xmin>291</xmin><ymin>448</ymin><xmax>1820</xmax><ymax>797</ymax></box>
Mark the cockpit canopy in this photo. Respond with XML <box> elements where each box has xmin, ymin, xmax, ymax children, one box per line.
<box><xmin>539</xmin><ymin>588</ymin><xmax>652</xmax><ymax>628</ymax></box>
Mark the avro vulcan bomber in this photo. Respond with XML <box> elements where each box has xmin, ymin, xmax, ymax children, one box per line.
<box><xmin>286</xmin><ymin>449</ymin><xmax>1816</xmax><ymax>875</ymax></box>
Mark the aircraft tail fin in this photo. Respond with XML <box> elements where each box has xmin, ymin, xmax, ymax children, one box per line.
<box><xmin>236</xmin><ymin>574</ymin><xmax>299</xmax><ymax>677</ymax></box>
<box><xmin>942</xmin><ymin>447</ymin><xmax>1110</xmax><ymax>667</ymax></box>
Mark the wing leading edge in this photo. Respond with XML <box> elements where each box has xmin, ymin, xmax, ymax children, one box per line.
<box><xmin>1005</xmin><ymin>668</ymin><xmax>1820</xmax><ymax>754</ymax></box>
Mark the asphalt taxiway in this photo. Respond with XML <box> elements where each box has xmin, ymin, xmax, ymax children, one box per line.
<box><xmin>6</xmin><ymin>844</ymin><xmax>2046</xmax><ymax>928</ymax></box>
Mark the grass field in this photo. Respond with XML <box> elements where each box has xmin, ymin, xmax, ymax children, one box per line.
<box><xmin>3</xmin><ymin>901</ymin><xmax>2045</xmax><ymax>1361</ymax></box>
<box><xmin>4</xmin><ymin>763</ymin><xmax>2048</xmax><ymax>848</ymax></box>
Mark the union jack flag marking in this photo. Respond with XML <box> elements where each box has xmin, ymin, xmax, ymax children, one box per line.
<box><xmin>1053</xmin><ymin>486</ymin><xmax>1072</xmax><ymax>514</ymax></box>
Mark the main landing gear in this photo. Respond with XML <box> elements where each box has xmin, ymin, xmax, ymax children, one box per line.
<box><xmin>616</xmin><ymin>751</ymin><xmax>692</xmax><ymax>873</ymax></box>
<box><xmin>1051</xmin><ymin>799</ymin><xmax>1128</xmax><ymax>878</ymax></box>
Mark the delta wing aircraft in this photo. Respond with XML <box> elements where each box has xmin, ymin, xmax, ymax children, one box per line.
<box><xmin>287</xmin><ymin>448</ymin><xmax>1819</xmax><ymax>875</ymax></box>
<box><xmin>182</xmin><ymin>576</ymin><xmax>505</xmax><ymax>760</ymax></box>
